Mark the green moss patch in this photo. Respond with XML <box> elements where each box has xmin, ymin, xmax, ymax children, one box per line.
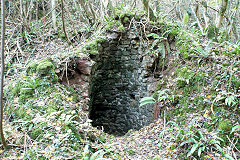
<box><xmin>26</xmin><ymin>59</ymin><xmax>58</xmax><ymax>82</ymax></box>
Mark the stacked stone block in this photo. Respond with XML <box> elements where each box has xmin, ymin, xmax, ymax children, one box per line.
<box><xmin>89</xmin><ymin>30</ymin><xmax>156</xmax><ymax>135</ymax></box>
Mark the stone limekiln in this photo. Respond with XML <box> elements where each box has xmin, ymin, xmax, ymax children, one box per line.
<box><xmin>89</xmin><ymin>16</ymin><xmax>175</xmax><ymax>135</ymax></box>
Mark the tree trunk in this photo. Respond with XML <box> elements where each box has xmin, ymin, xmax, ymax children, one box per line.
<box><xmin>191</xmin><ymin>6</ymin><xmax>203</xmax><ymax>34</ymax></box>
<box><xmin>217</xmin><ymin>0</ymin><xmax>228</xmax><ymax>28</ymax></box>
<box><xmin>61</xmin><ymin>0</ymin><xmax>71</xmax><ymax>44</ymax></box>
<box><xmin>142</xmin><ymin>0</ymin><xmax>156</xmax><ymax>21</ymax></box>
<box><xmin>202</xmin><ymin>1</ymin><xmax>210</xmax><ymax>28</ymax></box>
<box><xmin>78</xmin><ymin>0</ymin><xmax>93</xmax><ymax>25</ymax></box>
<box><xmin>51</xmin><ymin>0</ymin><xmax>57</xmax><ymax>31</ymax></box>
<box><xmin>42</xmin><ymin>0</ymin><xmax>46</xmax><ymax>22</ymax></box>
<box><xmin>20</xmin><ymin>0</ymin><xmax>23</xmax><ymax>18</ymax></box>
<box><xmin>228</xmin><ymin>0</ymin><xmax>240</xmax><ymax>41</ymax></box>
<box><xmin>0</xmin><ymin>0</ymin><xmax>7</xmax><ymax>150</ymax></box>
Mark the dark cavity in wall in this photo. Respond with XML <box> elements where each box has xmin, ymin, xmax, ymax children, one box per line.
<box><xmin>89</xmin><ymin>32</ymin><xmax>159</xmax><ymax>135</ymax></box>
<box><xmin>89</xmin><ymin>14</ymin><xmax>177</xmax><ymax>135</ymax></box>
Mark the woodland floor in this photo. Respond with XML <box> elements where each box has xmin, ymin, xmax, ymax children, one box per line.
<box><xmin>1</xmin><ymin>37</ymin><xmax>240</xmax><ymax>160</ymax></box>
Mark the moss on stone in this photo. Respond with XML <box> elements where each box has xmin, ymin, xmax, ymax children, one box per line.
<box><xmin>19</xmin><ymin>87</ymin><xmax>35</xmax><ymax>103</ymax></box>
<box><xmin>105</xmin><ymin>19</ymin><xmax>124</xmax><ymax>32</ymax></box>
<box><xmin>36</xmin><ymin>61</ymin><xmax>54</xmax><ymax>75</ymax></box>
<box><xmin>83</xmin><ymin>38</ymin><xmax>108</xmax><ymax>55</ymax></box>
<box><xmin>118</xmin><ymin>25</ymin><xmax>125</xmax><ymax>32</ymax></box>
<box><xmin>83</xmin><ymin>40</ymin><xmax>99</xmax><ymax>55</ymax></box>
<box><xmin>26</xmin><ymin>61</ymin><xmax>38</xmax><ymax>73</ymax></box>
<box><xmin>232</xmin><ymin>80</ymin><xmax>240</xmax><ymax>88</ymax></box>
<box><xmin>30</xmin><ymin>127</ymin><xmax>44</xmax><ymax>140</ymax></box>
<box><xmin>104</xmin><ymin>10</ymin><xmax>139</xmax><ymax>32</ymax></box>
<box><xmin>207</xmin><ymin>25</ymin><xmax>219</xmax><ymax>41</ymax></box>
<box><xmin>12</xmin><ymin>81</ymin><xmax>23</xmax><ymax>96</ymax></box>
<box><xmin>218</xmin><ymin>120</ymin><xmax>233</xmax><ymax>132</ymax></box>
<box><xmin>95</xmin><ymin>37</ymin><xmax>107</xmax><ymax>43</ymax></box>
<box><xmin>222</xmin><ymin>62</ymin><xmax>230</xmax><ymax>67</ymax></box>
<box><xmin>119</xmin><ymin>11</ymin><xmax>135</xmax><ymax>19</ymax></box>
<box><xmin>176</xmin><ymin>78</ymin><xmax>187</xmax><ymax>88</ymax></box>
<box><xmin>123</xmin><ymin>17</ymin><xmax>129</xmax><ymax>23</ymax></box>
<box><xmin>25</xmin><ymin>59</ymin><xmax>58</xmax><ymax>82</ymax></box>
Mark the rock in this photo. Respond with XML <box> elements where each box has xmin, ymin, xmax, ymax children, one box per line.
<box><xmin>26</xmin><ymin>60</ymin><xmax>38</xmax><ymax>73</ymax></box>
<box><xmin>77</xmin><ymin>59</ymin><xmax>92</xmax><ymax>75</ymax></box>
<box><xmin>121</xmin><ymin>41</ymin><xmax>131</xmax><ymax>45</ymax></box>
<box><xmin>107</xmin><ymin>33</ymin><xmax>119</xmax><ymax>39</ymax></box>
<box><xmin>81</xmin><ymin>74</ymin><xmax>90</xmax><ymax>82</ymax></box>
<box><xmin>128</xmin><ymin>32</ymin><xmax>137</xmax><ymax>39</ymax></box>
<box><xmin>55</xmin><ymin>68</ymin><xmax>61</xmax><ymax>73</ymax></box>
<box><xmin>36</xmin><ymin>61</ymin><xmax>54</xmax><ymax>75</ymax></box>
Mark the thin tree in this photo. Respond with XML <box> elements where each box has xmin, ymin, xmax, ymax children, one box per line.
<box><xmin>142</xmin><ymin>0</ymin><xmax>156</xmax><ymax>21</ymax></box>
<box><xmin>51</xmin><ymin>0</ymin><xmax>57</xmax><ymax>31</ymax></box>
<box><xmin>61</xmin><ymin>0</ymin><xmax>71</xmax><ymax>44</ymax></box>
<box><xmin>0</xmin><ymin>0</ymin><xmax>7</xmax><ymax>149</ymax></box>
<box><xmin>217</xmin><ymin>0</ymin><xmax>228</xmax><ymax>28</ymax></box>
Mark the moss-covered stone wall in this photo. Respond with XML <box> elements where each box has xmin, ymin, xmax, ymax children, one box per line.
<box><xmin>88</xmin><ymin>12</ymin><xmax>177</xmax><ymax>135</ymax></box>
<box><xmin>89</xmin><ymin>30</ymin><xmax>159</xmax><ymax>135</ymax></box>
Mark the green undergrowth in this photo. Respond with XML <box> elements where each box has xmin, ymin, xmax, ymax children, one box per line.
<box><xmin>82</xmin><ymin>37</ymin><xmax>106</xmax><ymax>56</ymax></box>
<box><xmin>2</xmin><ymin>58</ymin><xmax>104</xmax><ymax>159</ymax></box>
<box><xmin>104</xmin><ymin>9</ymin><xmax>140</xmax><ymax>31</ymax></box>
<box><xmin>141</xmin><ymin>27</ymin><xmax>240</xmax><ymax>158</ymax></box>
<box><xmin>2</xmin><ymin>6</ymin><xmax>240</xmax><ymax>159</ymax></box>
<box><xmin>159</xmin><ymin>115</ymin><xmax>240</xmax><ymax>159</ymax></box>
<box><xmin>82</xmin><ymin>9</ymin><xmax>180</xmax><ymax>59</ymax></box>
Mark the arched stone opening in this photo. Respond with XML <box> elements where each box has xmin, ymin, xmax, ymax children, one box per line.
<box><xmin>88</xmin><ymin>13</ymin><xmax>177</xmax><ymax>135</ymax></box>
<box><xmin>89</xmin><ymin>32</ymin><xmax>160</xmax><ymax>135</ymax></box>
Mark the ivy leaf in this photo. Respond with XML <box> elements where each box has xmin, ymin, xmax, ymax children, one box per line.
<box><xmin>166</xmin><ymin>41</ymin><xmax>171</xmax><ymax>53</ymax></box>
<box><xmin>183</xmin><ymin>12</ymin><xmax>189</xmax><ymax>25</ymax></box>
<box><xmin>231</xmin><ymin>125</ymin><xmax>240</xmax><ymax>134</ymax></box>
<box><xmin>187</xmin><ymin>143</ymin><xmax>199</xmax><ymax>157</ymax></box>
<box><xmin>198</xmin><ymin>147</ymin><xmax>203</xmax><ymax>157</ymax></box>
<box><xmin>225</xmin><ymin>96</ymin><xmax>237</xmax><ymax>106</ymax></box>
<box><xmin>159</xmin><ymin>42</ymin><xmax>165</xmax><ymax>58</ymax></box>
<box><xmin>140</xmin><ymin>97</ymin><xmax>155</xmax><ymax>107</ymax></box>
<box><xmin>90</xmin><ymin>149</ymin><xmax>106</xmax><ymax>160</ymax></box>
<box><xmin>167</xmin><ymin>121</ymin><xmax>180</xmax><ymax>128</ymax></box>
<box><xmin>214</xmin><ymin>144</ymin><xmax>223</xmax><ymax>153</ymax></box>
<box><xmin>147</xmin><ymin>33</ymin><xmax>160</xmax><ymax>39</ymax></box>
<box><xmin>180</xmin><ymin>139</ymin><xmax>195</xmax><ymax>146</ymax></box>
